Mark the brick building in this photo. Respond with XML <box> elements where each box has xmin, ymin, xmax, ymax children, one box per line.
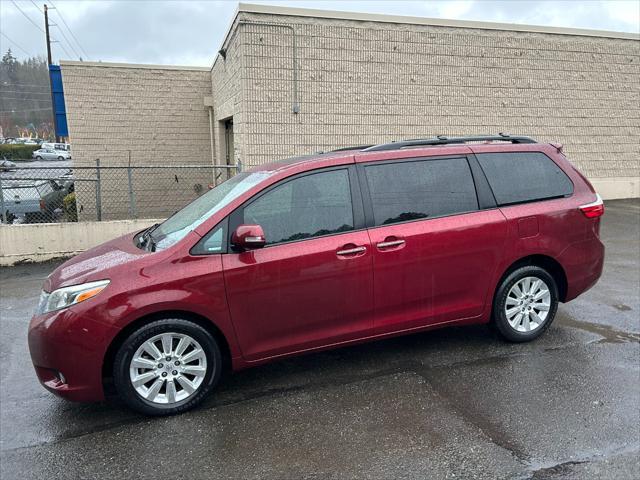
<box><xmin>61</xmin><ymin>3</ymin><xmax>639</xmax><ymax>218</ymax></box>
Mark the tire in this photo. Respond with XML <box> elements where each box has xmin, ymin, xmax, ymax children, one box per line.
<box><xmin>35</xmin><ymin>156</ymin><xmax>43</xmax><ymax>160</ymax></box>
<box><xmin>113</xmin><ymin>318</ymin><xmax>222</xmax><ymax>416</ymax></box>
<box><xmin>57</xmin><ymin>156</ymin><xmax>64</xmax><ymax>161</ymax></box>
<box><xmin>492</xmin><ymin>266</ymin><xmax>558</xmax><ymax>342</ymax></box>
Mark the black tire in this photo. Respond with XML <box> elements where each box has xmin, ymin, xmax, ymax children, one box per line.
<box><xmin>492</xmin><ymin>265</ymin><xmax>558</xmax><ymax>342</ymax></box>
<box><xmin>35</xmin><ymin>156</ymin><xmax>43</xmax><ymax>160</ymax></box>
<box><xmin>57</xmin><ymin>156</ymin><xmax>64</xmax><ymax>161</ymax></box>
<box><xmin>113</xmin><ymin>318</ymin><xmax>222</xmax><ymax>416</ymax></box>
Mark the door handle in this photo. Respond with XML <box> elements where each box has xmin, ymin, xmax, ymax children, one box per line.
<box><xmin>336</xmin><ymin>246</ymin><xmax>367</xmax><ymax>256</ymax></box>
<box><xmin>377</xmin><ymin>239</ymin><xmax>405</xmax><ymax>249</ymax></box>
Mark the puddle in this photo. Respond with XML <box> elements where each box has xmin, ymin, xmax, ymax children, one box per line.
<box><xmin>558</xmin><ymin>316</ymin><xmax>640</xmax><ymax>344</ymax></box>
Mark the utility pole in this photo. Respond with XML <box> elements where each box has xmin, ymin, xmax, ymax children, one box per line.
<box><xmin>44</xmin><ymin>5</ymin><xmax>52</xmax><ymax>65</ymax></box>
<box><xmin>43</xmin><ymin>4</ymin><xmax>58</xmax><ymax>141</ymax></box>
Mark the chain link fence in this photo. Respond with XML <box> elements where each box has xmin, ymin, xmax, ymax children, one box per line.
<box><xmin>0</xmin><ymin>161</ymin><xmax>241</xmax><ymax>224</ymax></box>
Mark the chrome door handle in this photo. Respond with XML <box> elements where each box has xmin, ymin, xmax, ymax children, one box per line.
<box><xmin>377</xmin><ymin>239</ymin><xmax>405</xmax><ymax>248</ymax></box>
<box><xmin>337</xmin><ymin>246</ymin><xmax>367</xmax><ymax>256</ymax></box>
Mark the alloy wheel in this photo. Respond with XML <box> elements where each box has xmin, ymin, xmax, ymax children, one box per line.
<box><xmin>129</xmin><ymin>332</ymin><xmax>208</xmax><ymax>404</ymax></box>
<box><xmin>504</xmin><ymin>276</ymin><xmax>551</xmax><ymax>333</ymax></box>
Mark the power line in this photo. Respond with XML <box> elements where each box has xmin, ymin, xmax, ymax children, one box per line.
<box><xmin>51</xmin><ymin>38</ymin><xmax>72</xmax><ymax>60</ymax></box>
<box><xmin>10</xmin><ymin>0</ymin><xmax>45</xmax><ymax>34</ymax></box>
<box><xmin>50</xmin><ymin>22</ymin><xmax>81</xmax><ymax>59</ymax></box>
<box><xmin>49</xmin><ymin>0</ymin><xmax>89</xmax><ymax>60</ymax></box>
<box><xmin>0</xmin><ymin>32</ymin><xmax>34</xmax><ymax>57</ymax></box>
<box><xmin>29</xmin><ymin>0</ymin><xmax>42</xmax><ymax>13</ymax></box>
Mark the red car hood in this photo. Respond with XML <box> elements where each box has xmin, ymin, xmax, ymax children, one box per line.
<box><xmin>44</xmin><ymin>232</ymin><xmax>148</xmax><ymax>291</ymax></box>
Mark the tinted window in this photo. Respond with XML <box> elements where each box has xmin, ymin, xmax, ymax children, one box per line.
<box><xmin>477</xmin><ymin>152</ymin><xmax>573</xmax><ymax>205</ymax></box>
<box><xmin>365</xmin><ymin>157</ymin><xmax>478</xmax><ymax>226</ymax></box>
<box><xmin>244</xmin><ymin>169</ymin><xmax>354</xmax><ymax>245</ymax></box>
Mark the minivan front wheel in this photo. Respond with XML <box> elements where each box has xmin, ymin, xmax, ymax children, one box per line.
<box><xmin>492</xmin><ymin>266</ymin><xmax>558</xmax><ymax>342</ymax></box>
<box><xmin>113</xmin><ymin>318</ymin><xmax>221</xmax><ymax>415</ymax></box>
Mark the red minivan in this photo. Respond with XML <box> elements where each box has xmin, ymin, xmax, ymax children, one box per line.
<box><xmin>28</xmin><ymin>135</ymin><xmax>605</xmax><ymax>415</ymax></box>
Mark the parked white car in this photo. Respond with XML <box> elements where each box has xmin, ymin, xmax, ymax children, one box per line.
<box><xmin>32</xmin><ymin>148</ymin><xmax>71</xmax><ymax>161</ymax></box>
<box><xmin>41</xmin><ymin>142</ymin><xmax>71</xmax><ymax>152</ymax></box>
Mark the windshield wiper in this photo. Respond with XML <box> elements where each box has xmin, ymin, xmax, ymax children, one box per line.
<box><xmin>138</xmin><ymin>223</ymin><xmax>160</xmax><ymax>251</ymax></box>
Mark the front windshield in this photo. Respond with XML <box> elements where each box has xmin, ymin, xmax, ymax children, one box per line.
<box><xmin>151</xmin><ymin>171</ymin><xmax>272</xmax><ymax>250</ymax></box>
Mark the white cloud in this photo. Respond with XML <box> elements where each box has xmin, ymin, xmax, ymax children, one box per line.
<box><xmin>606</xmin><ymin>0</ymin><xmax>640</xmax><ymax>32</ymax></box>
<box><xmin>427</xmin><ymin>0</ymin><xmax>475</xmax><ymax>18</ymax></box>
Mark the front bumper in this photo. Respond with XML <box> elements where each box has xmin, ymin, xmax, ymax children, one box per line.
<box><xmin>28</xmin><ymin>306</ymin><xmax>120</xmax><ymax>402</ymax></box>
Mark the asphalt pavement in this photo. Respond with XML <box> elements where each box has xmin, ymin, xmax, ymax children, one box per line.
<box><xmin>0</xmin><ymin>159</ymin><xmax>73</xmax><ymax>178</ymax></box>
<box><xmin>1</xmin><ymin>199</ymin><xmax>638</xmax><ymax>479</ymax></box>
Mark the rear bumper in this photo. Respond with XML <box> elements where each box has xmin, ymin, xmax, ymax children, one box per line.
<box><xmin>560</xmin><ymin>237</ymin><xmax>605</xmax><ymax>302</ymax></box>
<box><xmin>28</xmin><ymin>306</ymin><xmax>119</xmax><ymax>402</ymax></box>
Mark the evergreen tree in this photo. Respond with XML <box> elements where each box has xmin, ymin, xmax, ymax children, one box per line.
<box><xmin>0</xmin><ymin>50</ymin><xmax>53</xmax><ymax>139</ymax></box>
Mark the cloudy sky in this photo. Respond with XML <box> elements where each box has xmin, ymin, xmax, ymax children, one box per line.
<box><xmin>1</xmin><ymin>0</ymin><xmax>638</xmax><ymax>66</ymax></box>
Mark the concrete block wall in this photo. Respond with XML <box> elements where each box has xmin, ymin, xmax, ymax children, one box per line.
<box><xmin>61</xmin><ymin>62</ymin><xmax>215</xmax><ymax>219</ymax></box>
<box><xmin>211</xmin><ymin>19</ymin><xmax>246</xmax><ymax>174</ymax></box>
<box><xmin>233</xmin><ymin>10</ymin><xmax>639</xmax><ymax>196</ymax></box>
<box><xmin>58</xmin><ymin>6</ymin><xmax>639</xmax><ymax>202</ymax></box>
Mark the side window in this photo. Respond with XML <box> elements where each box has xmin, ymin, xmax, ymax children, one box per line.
<box><xmin>244</xmin><ymin>169</ymin><xmax>354</xmax><ymax>245</ymax></box>
<box><xmin>476</xmin><ymin>152</ymin><xmax>573</xmax><ymax>205</ymax></box>
<box><xmin>191</xmin><ymin>222</ymin><xmax>226</xmax><ymax>255</ymax></box>
<box><xmin>364</xmin><ymin>157</ymin><xmax>478</xmax><ymax>226</ymax></box>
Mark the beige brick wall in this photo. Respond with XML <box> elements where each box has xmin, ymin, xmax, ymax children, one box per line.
<box><xmin>211</xmin><ymin>19</ymin><xmax>246</xmax><ymax>175</ymax></box>
<box><xmin>60</xmin><ymin>8</ymin><xmax>640</xmax><ymax>205</ymax></box>
<box><xmin>233</xmin><ymin>11</ymin><xmax>639</xmax><ymax>188</ymax></box>
<box><xmin>61</xmin><ymin>62</ymin><xmax>214</xmax><ymax>219</ymax></box>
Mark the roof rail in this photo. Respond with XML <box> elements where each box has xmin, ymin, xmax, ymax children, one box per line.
<box><xmin>362</xmin><ymin>134</ymin><xmax>537</xmax><ymax>152</ymax></box>
<box><xmin>329</xmin><ymin>144</ymin><xmax>375</xmax><ymax>152</ymax></box>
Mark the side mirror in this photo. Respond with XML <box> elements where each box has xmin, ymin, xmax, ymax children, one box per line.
<box><xmin>231</xmin><ymin>224</ymin><xmax>266</xmax><ymax>250</ymax></box>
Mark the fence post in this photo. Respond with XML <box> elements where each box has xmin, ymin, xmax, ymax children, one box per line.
<box><xmin>95</xmin><ymin>158</ymin><xmax>102</xmax><ymax>221</ymax></box>
<box><xmin>0</xmin><ymin>176</ymin><xmax>6</xmax><ymax>224</ymax></box>
<box><xmin>127</xmin><ymin>166</ymin><xmax>137</xmax><ymax>218</ymax></box>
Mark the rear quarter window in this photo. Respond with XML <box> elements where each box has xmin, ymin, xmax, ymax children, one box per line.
<box><xmin>476</xmin><ymin>152</ymin><xmax>573</xmax><ymax>206</ymax></box>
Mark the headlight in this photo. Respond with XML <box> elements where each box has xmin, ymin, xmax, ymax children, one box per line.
<box><xmin>36</xmin><ymin>280</ymin><xmax>110</xmax><ymax>315</ymax></box>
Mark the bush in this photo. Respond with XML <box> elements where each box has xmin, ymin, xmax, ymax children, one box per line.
<box><xmin>0</xmin><ymin>144</ymin><xmax>40</xmax><ymax>160</ymax></box>
<box><xmin>63</xmin><ymin>192</ymin><xmax>78</xmax><ymax>222</ymax></box>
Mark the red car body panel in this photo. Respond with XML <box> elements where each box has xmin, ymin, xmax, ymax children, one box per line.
<box><xmin>366</xmin><ymin>209</ymin><xmax>508</xmax><ymax>334</ymax></box>
<box><xmin>28</xmin><ymin>142</ymin><xmax>605</xmax><ymax>402</ymax></box>
<box><xmin>223</xmin><ymin>230</ymin><xmax>374</xmax><ymax>361</ymax></box>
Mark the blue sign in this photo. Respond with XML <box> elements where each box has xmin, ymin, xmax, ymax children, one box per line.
<box><xmin>49</xmin><ymin>65</ymin><xmax>69</xmax><ymax>138</ymax></box>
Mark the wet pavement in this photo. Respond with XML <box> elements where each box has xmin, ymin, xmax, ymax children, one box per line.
<box><xmin>1</xmin><ymin>199</ymin><xmax>638</xmax><ymax>479</ymax></box>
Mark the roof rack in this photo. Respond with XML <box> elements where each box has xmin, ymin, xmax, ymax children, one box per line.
<box><xmin>362</xmin><ymin>134</ymin><xmax>537</xmax><ymax>152</ymax></box>
<box><xmin>329</xmin><ymin>144</ymin><xmax>375</xmax><ymax>152</ymax></box>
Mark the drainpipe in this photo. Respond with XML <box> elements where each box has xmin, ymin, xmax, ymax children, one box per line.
<box><xmin>219</xmin><ymin>21</ymin><xmax>299</xmax><ymax>114</ymax></box>
<box><xmin>204</xmin><ymin>97</ymin><xmax>216</xmax><ymax>184</ymax></box>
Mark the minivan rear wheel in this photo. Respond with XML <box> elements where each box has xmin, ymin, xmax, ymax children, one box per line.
<box><xmin>492</xmin><ymin>266</ymin><xmax>558</xmax><ymax>342</ymax></box>
<box><xmin>113</xmin><ymin>318</ymin><xmax>221</xmax><ymax>415</ymax></box>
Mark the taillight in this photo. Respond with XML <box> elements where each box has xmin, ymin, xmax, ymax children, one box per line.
<box><xmin>579</xmin><ymin>194</ymin><xmax>604</xmax><ymax>218</ymax></box>
<box><xmin>39</xmin><ymin>199</ymin><xmax>46</xmax><ymax>210</ymax></box>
